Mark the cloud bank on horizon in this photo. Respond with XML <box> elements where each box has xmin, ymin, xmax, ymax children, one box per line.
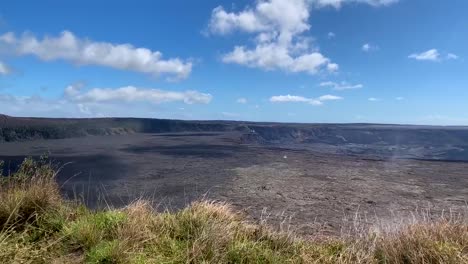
<box><xmin>1</xmin><ymin>83</ymin><xmax>212</xmax><ymax>118</ymax></box>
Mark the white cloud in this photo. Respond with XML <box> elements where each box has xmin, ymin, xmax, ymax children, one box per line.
<box><xmin>318</xmin><ymin>94</ymin><xmax>343</xmax><ymax>101</ymax></box>
<box><xmin>269</xmin><ymin>94</ymin><xmax>342</xmax><ymax>105</ymax></box>
<box><xmin>0</xmin><ymin>93</ymin><xmax>119</xmax><ymax>118</ymax></box>
<box><xmin>362</xmin><ymin>43</ymin><xmax>378</xmax><ymax>52</ymax></box>
<box><xmin>368</xmin><ymin>97</ymin><xmax>381</xmax><ymax>101</ymax></box>
<box><xmin>273</xmin><ymin>96</ymin><xmax>323</xmax><ymax>105</ymax></box>
<box><xmin>408</xmin><ymin>49</ymin><xmax>459</xmax><ymax>61</ymax></box>
<box><xmin>77</xmin><ymin>103</ymin><xmax>92</xmax><ymax>115</ymax></box>
<box><xmin>209</xmin><ymin>0</ymin><xmax>338</xmax><ymax>74</ymax></box>
<box><xmin>364</xmin><ymin>0</ymin><xmax>399</xmax><ymax>5</ymax></box>
<box><xmin>327</xmin><ymin>32</ymin><xmax>336</xmax><ymax>38</ymax></box>
<box><xmin>408</xmin><ymin>49</ymin><xmax>459</xmax><ymax>62</ymax></box>
<box><xmin>208</xmin><ymin>6</ymin><xmax>268</xmax><ymax>34</ymax></box>
<box><xmin>395</xmin><ymin>97</ymin><xmax>404</xmax><ymax>101</ymax></box>
<box><xmin>209</xmin><ymin>0</ymin><xmax>396</xmax><ymax>75</ymax></box>
<box><xmin>320</xmin><ymin>81</ymin><xmax>363</xmax><ymax>90</ymax></box>
<box><xmin>0</xmin><ymin>61</ymin><xmax>11</xmax><ymax>75</ymax></box>
<box><xmin>327</xmin><ymin>63</ymin><xmax>339</xmax><ymax>72</ymax></box>
<box><xmin>0</xmin><ymin>94</ymin><xmax>77</xmax><ymax>117</ymax></box>
<box><xmin>64</xmin><ymin>82</ymin><xmax>85</xmax><ymax>97</ymax></box>
<box><xmin>362</xmin><ymin>43</ymin><xmax>371</xmax><ymax>52</ymax></box>
<box><xmin>66</xmin><ymin>86</ymin><xmax>212</xmax><ymax>104</ymax></box>
<box><xmin>221</xmin><ymin>112</ymin><xmax>240</xmax><ymax>118</ymax></box>
<box><xmin>0</xmin><ymin>84</ymin><xmax>212</xmax><ymax>118</ymax></box>
<box><xmin>408</xmin><ymin>49</ymin><xmax>440</xmax><ymax>61</ymax></box>
<box><xmin>447</xmin><ymin>53</ymin><xmax>459</xmax><ymax>60</ymax></box>
<box><xmin>222</xmin><ymin>45</ymin><xmax>334</xmax><ymax>74</ymax></box>
<box><xmin>236</xmin><ymin>97</ymin><xmax>248</xmax><ymax>104</ymax></box>
<box><xmin>313</xmin><ymin>0</ymin><xmax>398</xmax><ymax>8</ymax></box>
<box><xmin>0</xmin><ymin>31</ymin><xmax>192</xmax><ymax>80</ymax></box>
<box><xmin>270</xmin><ymin>94</ymin><xmax>313</xmax><ymax>103</ymax></box>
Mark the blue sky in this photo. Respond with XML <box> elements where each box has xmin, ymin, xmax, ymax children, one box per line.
<box><xmin>0</xmin><ymin>0</ymin><xmax>466</xmax><ymax>125</ymax></box>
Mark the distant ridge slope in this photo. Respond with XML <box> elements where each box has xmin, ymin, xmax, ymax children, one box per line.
<box><xmin>0</xmin><ymin>115</ymin><xmax>237</xmax><ymax>142</ymax></box>
<box><xmin>1</xmin><ymin>114</ymin><xmax>468</xmax><ymax>161</ymax></box>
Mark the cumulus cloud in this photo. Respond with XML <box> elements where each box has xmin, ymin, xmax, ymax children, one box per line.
<box><xmin>269</xmin><ymin>94</ymin><xmax>342</xmax><ymax>105</ymax></box>
<box><xmin>0</xmin><ymin>31</ymin><xmax>192</xmax><ymax>79</ymax></box>
<box><xmin>320</xmin><ymin>81</ymin><xmax>363</xmax><ymax>90</ymax></box>
<box><xmin>222</xmin><ymin>45</ymin><xmax>335</xmax><ymax>74</ymax></box>
<box><xmin>209</xmin><ymin>0</ymin><xmax>338</xmax><ymax>74</ymax></box>
<box><xmin>327</xmin><ymin>32</ymin><xmax>336</xmax><ymax>39</ymax></box>
<box><xmin>408</xmin><ymin>49</ymin><xmax>440</xmax><ymax>61</ymax></box>
<box><xmin>65</xmin><ymin>85</ymin><xmax>212</xmax><ymax>104</ymax></box>
<box><xmin>368</xmin><ymin>97</ymin><xmax>381</xmax><ymax>101</ymax></box>
<box><xmin>208</xmin><ymin>0</ymin><xmax>396</xmax><ymax>75</ymax></box>
<box><xmin>236</xmin><ymin>97</ymin><xmax>248</xmax><ymax>104</ymax></box>
<box><xmin>0</xmin><ymin>61</ymin><xmax>11</xmax><ymax>75</ymax></box>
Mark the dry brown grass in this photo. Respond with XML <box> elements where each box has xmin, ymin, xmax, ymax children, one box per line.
<box><xmin>0</xmin><ymin>157</ymin><xmax>62</xmax><ymax>230</ymax></box>
<box><xmin>0</xmin><ymin>157</ymin><xmax>467</xmax><ymax>263</ymax></box>
<box><xmin>374</xmin><ymin>219</ymin><xmax>468</xmax><ymax>263</ymax></box>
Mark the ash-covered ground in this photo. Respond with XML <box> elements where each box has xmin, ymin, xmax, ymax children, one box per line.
<box><xmin>1</xmin><ymin>130</ymin><xmax>467</xmax><ymax>235</ymax></box>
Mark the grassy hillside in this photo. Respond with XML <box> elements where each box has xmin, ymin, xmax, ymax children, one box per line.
<box><xmin>0</xmin><ymin>158</ymin><xmax>467</xmax><ymax>263</ymax></box>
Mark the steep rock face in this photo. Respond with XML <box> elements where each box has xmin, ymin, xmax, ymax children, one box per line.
<box><xmin>1</xmin><ymin>115</ymin><xmax>468</xmax><ymax>151</ymax></box>
<box><xmin>0</xmin><ymin>116</ymin><xmax>236</xmax><ymax>142</ymax></box>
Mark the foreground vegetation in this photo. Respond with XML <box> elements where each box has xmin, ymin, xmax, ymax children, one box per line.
<box><xmin>0</xmin><ymin>158</ymin><xmax>467</xmax><ymax>263</ymax></box>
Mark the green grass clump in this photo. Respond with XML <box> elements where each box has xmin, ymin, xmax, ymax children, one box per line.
<box><xmin>64</xmin><ymin>210</ymin><xmax>127</xmax><ymax>249</ymax></box>
<box><xmin>86</xmin><ymin>240</ymin><xmax>126</xmax><ymax>264</ymax></box>
<box><xmin>0</xmin><ymin>157</ymin><xmax>467</xmax><ymax>263</ymax></box>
